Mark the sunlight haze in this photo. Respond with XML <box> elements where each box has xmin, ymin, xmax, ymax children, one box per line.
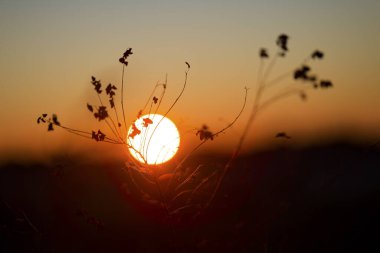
<box><xmin>1</xmin><ymin>0</ymin><xmax>379</xmax><ymax>157</ymax></box>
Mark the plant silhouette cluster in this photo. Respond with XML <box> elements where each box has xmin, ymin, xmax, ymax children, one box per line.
<box><xmin>196</xmin><ymin>125</ymin><xmax>214</xmax><ymax>141</ymax></box>
<box><xmin>199</xmin><ymin>33</ymin><xmax>334</xmax><ymax>208</ymax></box>
<box><xmin>37</xmin><ymin>113</ymin><xmax>60</xmax><ymax>131</ymax></box>
<box><xmin>38</xmin><ymin>34</ymin><xmax>333</xmax><ymax>224</ymax></box>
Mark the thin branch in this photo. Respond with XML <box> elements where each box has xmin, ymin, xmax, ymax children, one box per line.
<box><xmin>187</xmin><ymin>170</ymin><xmax>219</xmax><ymax>204</ymax></box>
<box><xmin>112</xmin><ymin>104</ymin><xmax>122</xmax><ymax>136</ymax></box>
<box><xmin>153</xmin><ymin>75</ymin><xmax>167</xmax><ymax>116</ymax></box>
<box><xmin>265</xmin><ymin>55</ymin><xmax>315</xmax><ymax>89</ymax></box>
<box><xmin>20</xmin><ymin>210</ymin><xmax>39</xmax><ymax>233</ymax></box>
<box><xmin>126</xmin><ymin>136</ymin><xmax>149</xmax><ymax>164</ymax></box>
<box><xmin>153</xmin><ymin>135</ymin><xmax>180</xmax><ymax>165</ymax></box>
<box><xmin>55</xmin><ymin>124</ymin><xmax>120</xmax><ymax>143</ymax></box>
<box><xmin>169</xmin><ymin>204</ymin><xmax>200</xmax><ymax>216</ymax></box>
<box><xmin>258</xmin><ymin>87</ymin><xmax>312</xmax><ymax>113</ymax></box>
<box><xmin>212</xmin><ymin>87</ymin><xmax>248</xmax><ymax>137</ymax></box>
<box><xmin>173</xmin><ymin>164</ymin><xmax>204</xmax><ymax>193</ymax></box>
<box><xmin>121</xmin><ymin>65</ymin><xmax>128</xmax><ymax>134</ymax></box>
<box><xmin>176</xmin><ymin>86</ymin><xmax>248</xmax><ymax>170</ymax></box>
<box><xmin>257</xmin><ymin>58</ymin><xmax>265</xmax><ymax>88</ymax></box>
<box><xmin>141</xmin><ymin>81</ymin><xmax>160</xmax><ymax>113</ymax></box>
<box><xmin>261</xmin><ymin>52</ymin><xmax>279</xmax><ymax>86</ymax></box>
<box><xmin>265</xmin><ymin>70</ymin><xmax>293</xmax><ymax>88</ymax></box>
<box><xmin>96</xmin><ymin>94</ymin><xmax>123</xmax><ymax>142</ymax></box>
<box><xmin>170</xmin><ymin>190</ymin><xmax>192</xmax><ymax>205</ymax></box>
<box><xmin>145</xmin><ymin>66</ymin><xmax>189</xmax><ymax>164</ymax></box>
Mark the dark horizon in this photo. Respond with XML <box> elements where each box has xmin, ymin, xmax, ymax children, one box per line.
<box><xmin>1</xmin><ymin>140</ymin><xmax>379</xmax><ymax>252</ymax></box>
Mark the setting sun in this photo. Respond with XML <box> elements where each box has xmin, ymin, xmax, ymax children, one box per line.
<box><xmin>127</xmin><ymin>114</ymin><xmax>180</xmax><ymax>165</ymax></box>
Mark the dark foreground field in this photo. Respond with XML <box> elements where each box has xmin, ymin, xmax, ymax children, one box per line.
<box><xmin>1</xmin><ymin>142</ymin><xmax>379</xmax><ymax>253</ymax></box>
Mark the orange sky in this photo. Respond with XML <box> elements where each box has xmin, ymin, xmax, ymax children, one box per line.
<box><xmin>1</xmin><ymin>0</ymin><xmax>380</xmax><ymax>158</ymax></box>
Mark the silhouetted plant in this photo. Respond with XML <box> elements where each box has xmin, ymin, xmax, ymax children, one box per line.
<box><xmin>37</xmin><ymin>46</ymin><xmax>246</xmax><ymax>227</ymax></box>
<box><xmin>204</xmin><ymin>34</ymin><xmax>334</xmax><ymax>207</ymax></box>
<box><xmin>38</xmin><ymin>34</ymin><xmax>333</xmax><ymax>224</ymax></box>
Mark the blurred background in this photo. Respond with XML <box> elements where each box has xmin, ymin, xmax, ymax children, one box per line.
<box><xmin>1</xmin><ymin>0</ymin><xmax>380</xmax><ymax>160</ymax></box>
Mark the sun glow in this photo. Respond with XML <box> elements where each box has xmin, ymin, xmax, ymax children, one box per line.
<box><xmin>127</xmin><ymin>114</ymin><xmax>180</xmax><ymax>165</ymax></box>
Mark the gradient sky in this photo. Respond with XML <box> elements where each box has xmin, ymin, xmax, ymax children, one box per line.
<box><xmin>1</xmin><ymin>0</ymin><xmax>379</xmax><ymax>158</ymax></box>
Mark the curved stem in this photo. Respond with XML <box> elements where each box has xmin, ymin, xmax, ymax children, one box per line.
<box><xmin>212</xmin><ymin>87</ymin><xmax>248</xmax><ymax>137</ymax></box>
<box><xmin>145</xmin><ymin>67</ymin><xmax>189</xmax><ymax>164</ymax></box>
<box><xmin>265</xmin><ymin>70</ymin><xmax>293</xmax><ymax>88</ymax></box>
<box><xmin>261</xmin><ymin>53</ymin><xmax>279</xmax><ymax>86</ymax></box>
<box><xmin>175</xmin><ymin>87</ymin><xmax>248</xmax><ymax>172</ymax></box>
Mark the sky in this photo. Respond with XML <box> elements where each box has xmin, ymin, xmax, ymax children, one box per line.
<box><xmin>1</xmin><ymin>0</ymin><xmax>380</xmax><ymax>158</ymax></box>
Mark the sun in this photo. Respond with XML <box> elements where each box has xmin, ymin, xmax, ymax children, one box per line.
<box><xmin>127</xmin><ymin>114</ymin><xmax>180</xmax><ymax>165</ymax></box>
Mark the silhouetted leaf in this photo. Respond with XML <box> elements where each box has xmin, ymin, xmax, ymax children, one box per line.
<box><xmin>153</xmin><ymin>96</ymin><xmax>158</xmax><ymax>104</ymax></box>
<box><xmin>129</xmin><ymin>123</ymin><xmax>141</xmax><ymax>139</ymax></box>
<box><xmin>109</xmin><ymin>99</ymin><xmax>115</xmax><ymax>108</ymax></box>
<box><xmin>320</xmin><ymin>80</ymin><xmax>333</xmax><ymax>88</ymax></box>
<box><xmin>37</xmin><ymin>113</ymin><xmax>47</xmax><ymax>124</ymax></box>
<box><xmin>123</xmin><ymin>48</ymin><xmax>133</xmax><ymax>59</ymax></box>
<box><xmin>276</xmin><ymin>34</ymin><xmax>289</xmax><ymax>54</ymax></box>
<box><xmin>119</xmin><ymin>48</ymin><xmax>133</xmax><ymax>66</ymax></box>
<box><xmin>185</xmin><ymin>62</ymin><xmax>190</xmax><ymax>69</ymax></box>
<box><xmin>137</xmin><ymin>110</ymin><xmax>142</xmax><ymax>119</ymax></box>
<box><xmin>91</xmin><ymin>76</ymin><xmax>102</xmax><ymax>94</ymax></box>
<box><xmin>196</xmin><ymin>125</ymin><xmax>214</xmax><ymax>141</ymax></box>
<box><xmin>142</xmin><ymin>117</ymin><xmax>153</xmax><ymax>127</ymax></box>
<box><xmin>52</xmin><ymin>114</ymin><xmax>60</xmax><ymax>126</ymax></box>
<box><xmin>97</xmin><ymin>130</ymin><xmax>105</xmax><ymax>141</ymax></box>
<box><xmin>91</xmin><ymin>130</ymin><xmax>106</xmax><ymax>142</ymax></box>
<box><xmin>276</xmin><ymin>132</ymin><xmax>291</xmax><ymax>139</ymax></box>
<box><xmin>260</xmin><ymin>48</ymin><xmax>269</xmax><ymax>58</ymax></box>
<box><xmin>106</xmin><ymin>83</ymin><xmax>117</xmax><ymax>98</ymax></box>
<box><xmin>87</xmin><ymin>103</ymin><xmax>93</xmax><ymax>112</ymax></box>
<box><xmin>48</xmin><ymin>123</ymin><xmax>54</xmax><ymax>131</ymax></box>
<box><xmin>92</xmin><ymin>131</ymin><xmax>99</xmax><ymax>141</ymax></box>
<box><xmin>311</xmin><ymin>50</ymin><xmax>324</xmax><ymax>60</ymax></box>
<box><xmin>94</xmin><ymin>106</ymin><xmax>108</xmax><ymax>121</ymax></box>
<box><xmin>299</xmin><ymin>91</ymin><xmax>307</xmax><ymax>101</ymax></box>
<box><xmin>294</xmin><ymin>65</ymin><xmax>311</xmax><ymax>80</ymax></box>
